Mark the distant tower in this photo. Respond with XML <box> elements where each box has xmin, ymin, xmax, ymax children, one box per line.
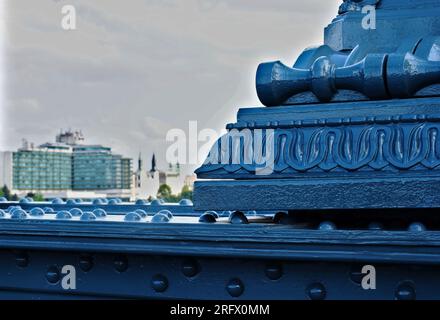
<box><xmin>151</xmin><ymin>153</ymin><xmax>157</xmax><ymax>173</ymax></box>
<box><xmin>138</xmin><ymin>152</ymin><xmax>143</xmax><ymax>172</ymax></box>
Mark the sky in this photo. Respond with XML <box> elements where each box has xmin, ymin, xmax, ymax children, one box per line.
<box><xmin>2</xmin><ymin>0</ymin><xmax>341</xmax><ymax>175</ymax></box>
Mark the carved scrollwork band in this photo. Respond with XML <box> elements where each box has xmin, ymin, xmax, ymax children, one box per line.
<box><xmin>197</xmin><ymin>121</ymin><xmax>440</xmax><ymax>176</ymax></box>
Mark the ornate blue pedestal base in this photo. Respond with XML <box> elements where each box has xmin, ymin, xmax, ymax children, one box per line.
<box><xmin>196</xmin><ymin>97</ymin><xmax>440</xmax><ymax>211</ymax></box>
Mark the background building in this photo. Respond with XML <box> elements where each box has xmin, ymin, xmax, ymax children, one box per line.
<box><xmin>0</xmin><ymin>130</ymin><xmax>133</xmax><ymax>200</ymax></box>
<box><xmin>134</xmin><ymin>153</ymin><xmax>195</xmax><ymax>200</ymax></box>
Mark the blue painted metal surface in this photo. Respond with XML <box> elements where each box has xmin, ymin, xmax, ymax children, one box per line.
<box><xmin>3</xmin><ymin>0</ymin><xmax>440</xmax><ymax>300</ymax></box>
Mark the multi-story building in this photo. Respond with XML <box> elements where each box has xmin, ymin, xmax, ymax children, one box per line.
<box><xmin>0</xmin><ymin>130</ymin><xmax>133</xmax><ymax>200</ymax></box>
<box><xmin>12</xmin><ymin>143</ymin><xmax>72</xmax><ymax>191</ymax></box>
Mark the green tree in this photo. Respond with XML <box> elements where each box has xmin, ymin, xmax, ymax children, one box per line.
<box><xmin>157</xmin><ymin>184</ymin><xmax>172</xmax><ymax>200</ymax></box>
<box><xmin>180</xmin><ymin>185</ymin><xmax>193</xmax><ymax>201</ymax></box>
<box><xmin>33</xmin><ymin>193</ymin><xmax>45</xmax><ymax>202</ymax></box>
<box><xmin>1</xmin><ymin>185</ymin><xmax>11</xmax><ymax>200</ymax></box>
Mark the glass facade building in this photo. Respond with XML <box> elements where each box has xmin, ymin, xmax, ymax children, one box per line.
<box><xmin>72</xmin><ymin>145</ymin><xmax>132</xmax><ymax>190</ymax></box>
<box><xmin>12</xmin><ymin>145</ymin><xmax>72</xmax><ymax>191</ymax></box>
<box><xmin>11</xmin><ymin>142</ymin><xmax>132</xmax><ymax>192</ymax></box>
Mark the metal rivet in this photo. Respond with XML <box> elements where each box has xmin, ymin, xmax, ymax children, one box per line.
<box><xmin>307</xmin><ymin>283</ymin><xmax>326</xmax><ymax>300</ymax></box>
<box><xmin>150</xmin><ymin>199</ymin><xmax>162</xmax><ymax>206</ymax></box>
<box><xmin>69</xmin><ymin>208</ymin><xmax>83</xmax><ymax>217</ymax></box>
<box><xmin>0</xmin><ymin>209</ymin><xmax>6</xmax><ymax>218</ymax></box>
<box><xmin>159</xmin><ymin>210</ymin><xmax>173</xmax><ymax>219</ymax></box>
<box><xmin>108</xmin><ymin>199</ymin><xmax>118</xmax><ymax>205</ymax></box>
<box><xmin>182</xmin><ymin>259</ymin><xmax>200</xmax><ymax>278</ymax></box>
<box><xmin>151</xmin><ymin>211</ymin><xmax>170</xmax><ymax>223</ymax></box>
<box><xmin>226</xmin><ymin>279</ymin><xmax>244</xmax><ymax>297</ymax></box>
<box><xmin>408</xmin><ymin>222</ymin><xmax>426</xmax><ymax>232</ymax></box>
<box><xmin>93</xmin><ymin>208</ymin><xmax>107</xmax><ymax>218</ymax></box>
<box><xmin>199</xmin><ymin>212</ymin><xmax>217</xmax><ymax>223</ymax></box>
<box><xmin>318</xmin><ymin>221</ymin><xmax>336</xmax><ymax>231</ymax></box>
<box><xmin>10</xmin><ymin>209</ymin><xmax>28</xmax><ymax>220</ymax></box>
<box><xmin>66</xmin><ymin>199</ymin><xmax>77</xmax><ymax>205</ymax></box>
<box><xmin>114</xmin><ymin>255</ymin><xmax>128</xmax><ymax>273</ymax></box>
<box><xmin>52</xmin><ymin>198</ymin><xmax>64</xmax><ymax>205</ymax></box>
<box><xmin>56</xmin><ymin>210</ymin><xmax>73</xmax><ymax>220</ymax></box>
<box><xmin>135</xmin><ymin>199</ymin><xmax>148</xmax><ymax>205</ymax></box>
<box><xmin>349</xmin><ymin>265</ymin><xmax>363</xmax><ymax>285</ymax></box>
<box><xmin>395</xmin><ymin>282</ymin><xmax>416</xmax><ymax>300</ymax></box>
<box><xmin>44</xmin><ymin>207</ymin><xmax>55</xmax><ymax>213</ymax></box>
<box><xmin>80</xmin><ymin>212</ymin><xmax>97</xmax><ymax>221</ymax></box>
<box><xmin>29</xmin><ymin>208</ymin><xmax>45</xmax><ymax>217</ymax></box>
<box><xmin>134</xmin><ymin>209</ymin><xmax>148</xmax><ymax>218</ymax></box>
<box><xmin>179</xmin><ymin>199</ymin><xmax>193</xmax><ymax>206</ymax></box>
<box><xmin>151</xmin><ymin>275</ymin><xmax>168</xmax><ymax>293</ymax></box>
<box><xmin>79</xmin><ymin>255</ymin><xmax>94</xmax><ymax>272</ymax></box>
<box><xmin>229</xmin><ymin>211</ymin><xmax>249</xmax><ymax>225</ymax></box>
<box><xmin>16</xmin><ymin>252</ymin><xmax>29</xmax><ymax>268</ymax></box>
<box><xmin>124</xmin><ymin>212</ymin><xmax>142</xmax><ymax>222</ymax></box>
<box><xmin>46</xmin><ymin>266</ymin><xmax>60</xmax><ymax>284</ymax></box>
<box><xmin>265</xmin><ymin>264</ymin><xmax>283</xmax><ymax>281</ymax></box>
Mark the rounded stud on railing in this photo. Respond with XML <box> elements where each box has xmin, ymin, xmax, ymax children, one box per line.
<box><xmin>19</xmin><ymin>198</ymin><xmax>30</xmax><ymax>204</ymax></box>
<box><xmin>43</xmin><ymin>207</ymin><xmax>55</xmax><ymax>213</ymax></box>
<box><xmin>108</xmin><ymin>199</ymin><xmax>118</xmax><ymax>205</ymax></box>
<box><xmin>10</xmin><ymin>209</ymin><xmax>28</xmax><ymax>220</ymax></box>
<box><xmin>199</xmin><ymin>212</ymin><xmax>218</xmax><ymax>223</ymax></box>
<box><xmin>182</xmin><ymin>259</ymin><xmax>200</xmax><ymax>278</ymax></box>
<box><xmin>159</xmin><ymin>210</ymin><xmax>173</xmax><ymax>219</ymax></box>
<box><xmin>226</xmin><ymin>279</ymin><xmax>244</xmax><ymax>298</ymax></box>
<box><xmin>29</xmin><ymin>208</ymin><xmax>45</xmax><ymax>217</ymax></box>
<box><xmin>228</xmin><ymin>211</ymin><xmax>249</xmax><ymax>225</ymax></box>
<box><xmin>7</xmin><ymin>206</ymin><xmax>20</xmax><ymax>213</ymax></box>
<box><xmin>93</xmin><ymin>208</ymin><xmax>107</xmax><ymax>218</ymax></box>
<box><xmin>408</xmin><ymin>222</ymin><xmax>426</xmax><ymax>232</ymax></box>
<box><xmin>69</xmin><ymin>208</ymin><xmax>83</xmax><ymax>217</ymax></box>
<box><xmin>80</xmin><ymin>212</ymin><xmax>97</xmax><ymax>221</ymax></box>
<box><xmin>66</xmin><ymin>199</ymin><xmax>77</xmax><ymax>205</ymax></box>
<box><xmin>151</xmin><ymin>212</ymin><xmax>171</xmax><ymax>224</ymax></box>
<box><xmin>151</xmin><ymin>275</ymin><xmax>168</xmax><ymax>293</ymax></box>
<box><xmin>114</xmin><ymin>255</ymin><xmax>128</xmax><ymax>273</ymax></box>
<box><xmin>179</xmin><ymin>199</ymin><xmax>193</xmax><ymax>206</ymax></box>
<box><xmin>134</xmin><ymin>209</ymin><xmax>148</xmax><ymax>218</ymax></box>
<box><xmin>265</xmin><ymin>264</ymin><xmax>283</xmax><ymax>281</ymax></box>
<box><xmin>79</xmin><ymin>255</ymin><xmax>94</xmax><ymax>272</ymax></box>
<box><xmin>395</xmin><ymin>282</ymin><xmax>416</xmax><ymax>300</ymax></box>
<box><xmin>0</xmin><ymin>197</ymin><xmax>7</xmax><ymax>203</ymax></box>
<box><xmin>46</xmin><ymin>266</ymin><xmax>61</xmax><ymax>284</ymax></box>
<box><xmin>124</xmin><ymin>212</ymin><xmax>142</xmax><ymax>222</ymax></box>
<box><xmin>52</xmin><ymin>198</ymin><xmax>64</xmax><ymax>205</ymax></box>
<box><xmin>306</xmin><ymin>283</ymin><xmax>327</xmax><ymax>300</ymax></box>
<box><xmin>135</xmin><ymin>199</ymin><xmax>148</xmax><ymax>205</ymax></box>
<box><xmin>0</xmin><ymin>209</ymin><xmax>6</xmax><ymax>218</ymax></box>
<box><xmin>75</xmin><ymin>199</ymin><xmax>83</xmax><ymax>204</ymax></box>
<box><xmin>150</xmin><ymin>199</ymin><xmax>162</xmax><ymax>206</ymax></box>
<box><xmin>56</xmin><ymin>210</ymin><xmax>73</xmax><ymax>220</ymax></box>
<box><xmin>318</xmin><ymin>221</ymin><xmax>336</xmax><ymax>231</ymax></box>
<box><xmin>92</xmin><ymin>198</ymin><xmax>103</xmax><ymax>205</ymax></box>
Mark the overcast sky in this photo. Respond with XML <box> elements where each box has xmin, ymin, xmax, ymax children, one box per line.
<box><xmin>2</xmin><ymin>0</ymin><xmax>341</xmax><ymax>175</ymax></box>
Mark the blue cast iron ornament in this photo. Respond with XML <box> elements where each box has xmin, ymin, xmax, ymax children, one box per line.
<box><xmin>195</xmin><ymin>0</ymin><xmax>440</xmax><ymax>213</ymax></box>
<box><xmin>2</xmin><ymin>0</ymin><xmax>440</xmax><ymax>301</ymax></box>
